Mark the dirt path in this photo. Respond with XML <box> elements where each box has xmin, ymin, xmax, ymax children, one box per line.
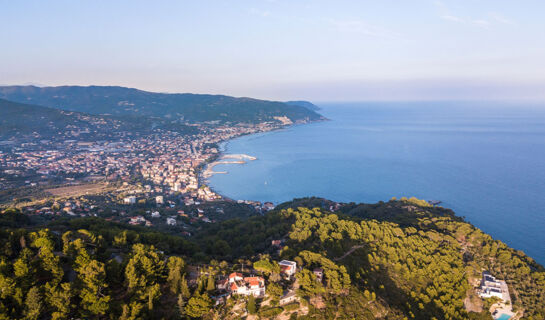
<box><xmin>334</xmin><ymin>245</ymin><xmax>365</xmax><ymax>261</ymax></box>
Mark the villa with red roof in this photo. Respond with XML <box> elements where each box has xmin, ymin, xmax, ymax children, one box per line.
<box><xmin>225</xmin><ymin>272</ymin><xmax>265</xmax><ymax>297</ymax></box>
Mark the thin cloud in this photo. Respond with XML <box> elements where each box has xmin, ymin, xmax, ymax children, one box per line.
<box><xmin>489</xmin><ymin>12</ymin><xmax>516</xmax><ymax>25</ymax></box>
<box><xmin>440</xmin><ymin>15</ymin><xmax>489</xmax><ymax>28</ymax></box>
<box><xmin>441</xmin><ymin>15</ymin><xmax>465</xmax><ymax>23</ymax></box>
<box><xmin>472</xmin><ymin>19</ymin><xmax>491</xmax><ymax>28</ymax></box>
<box><xmin>435</xmin><ymin>1</ymin><xmax>514</xmax><ymax>29</ymax></box>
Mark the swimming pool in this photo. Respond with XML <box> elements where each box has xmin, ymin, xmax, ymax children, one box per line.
<box><xmin>496</xmin><ymin>314</ymin><xmax>511</xmax><ymax>320</ymax></box>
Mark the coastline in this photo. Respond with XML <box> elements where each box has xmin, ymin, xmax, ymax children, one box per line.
<box><xmin>195</xmin><ymin>103</ymin><xmax>545</xmax><ymax>266</ymax></box>
<box><xmin>198</xmin><ymin>119</ymin><xmax>327</xmax><ymax>203</ymax></box>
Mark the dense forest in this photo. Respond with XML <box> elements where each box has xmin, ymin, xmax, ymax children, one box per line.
<box><xmin>0</xmin><ymin>198</ymin><xmax>543</xmax><ymax>319</ymax></box>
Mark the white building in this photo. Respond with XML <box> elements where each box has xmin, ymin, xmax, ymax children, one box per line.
<box><xmin>226</xmin><ymin>272</ymin><xmax>265</xmax><ymax>297</ymax></box>
<box><xmin>279</xmin><ymin>290</ymin><xmax>299</xmax><ymax>305</ymax></box>
<box><xmin>123</xmin><ymin>196</ymin><xmax>137</xmax><ymax>205</ymax></box>
<box><xmin>166</xmin><ymin>217</ymin><xmax>177</xmax><ymax>226</ymax></box>
<box><xmin>129</xmin><ymin>215</ymin><xmax>146</xmax><ymax>225</ymax></box>
<box><xmin>279</xmin><ymin>260</ymin><xmax>297</xmax><ymax>277</ymax></box>
<box><xmin>478</xmin><ymin>271</ymin><xmax>511</xmax><ymax>302</ymax></box>
<box><xmin>173</xmin><ymin>182</ymin><xmax>182</xmax><ymax>192</ymax></box>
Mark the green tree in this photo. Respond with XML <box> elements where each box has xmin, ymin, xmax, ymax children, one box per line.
<box><xmin>145</xmin><ymin>284</ymin><xmax>161</xmax><ymax>311</ymax></box>
<box><xmin>119</xmin><ymin>301</ymin><xmax>144</xmax><ymax>320</ymax></box>
<box><xmin>296</xmin><ymin>269</ymin><xmax>323</xmax><ymax>297</ymax></box>
<box><xmin>114</xmin><ymin>231</ymin><xmax>128</xmax><ymax>247</ymax></box>
<box><xmin>185</xmin><ymin>293</ymin><xmax>212</xmax><ymax>318</ymax></box>
<box><xmin>253</xmin><ymin>258</ymin><xmax>279</xmax><ymax>275</ymax></box>
<box><xmin>125</xmin><ymin>244</ymin><xmax>165</xmax><ymax>298</ymax></box>
<box><xmin>167</xmin><ymin>256</ymin><xmax>185</xmax><ymax>294</ymax></box>
<box><xmin>24</xmin><ymin>286</ymin><xmax>42</xmax><ymax>320</ymax></box>
<box><xmin>247</xmin><ymin>295</ymin><xmax>257</xmax><ymax>315</ymax></box>
<box><xmin>267</xmin><ymin>282</ymin><xmax>283</xmax><ymax>299</ymax></box>
<box><xmin>206</xmin><ymin>275</ymin><xmax>215</xmax><ymax>292</ymax></box>
<box><xmin>180</xmin><ymin>275</ymin><xmax>191</xmax><ymax>299</ymax></box>
<box><xmin>13</xmin><ymin>248</ymin><xmax>35</xmax><ymax>289</ymax></box>
<box><xmin>31</xmin><ymin>230</ymin><xmax>63</xmax><ymax>284</ymax></box>
<box><xmin>78</xmin><ymin>259</ymin><xmax>110</xmax><ymax>316</ymax></box>
<box><xmin>177</xmin><ymin>294</ymin><xmax>186</xmax><ymax>317</ymax></box>
<box><xmin>45</xmin><ymin>282</ymin><xmax>72</xmax><ymax>320</ymax></box>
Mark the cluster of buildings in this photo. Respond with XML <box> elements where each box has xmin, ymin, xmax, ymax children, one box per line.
<box><xmin>0</xmin><ymin>122</ymin><xmax>280</xmax><ymax>195</ymax></box>
<box><xmin>1</xmin><ymin>122</ymin><xmax>288</xmax><ymax>233</ymax></box>
<box><xmin>127</xmin><ymin>213</ymin><xmax>179</xmax><ymax>227</ymax></box>
<box><xmin>22</xmin><ymin>200</ymin><xmax>96</xmax><ymax>217</ymax></box>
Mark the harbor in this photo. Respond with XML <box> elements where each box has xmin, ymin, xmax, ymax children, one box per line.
<box><xmin>202</xmin><ymin>154</ymin><xmax>257</xmax><ymax>179</ymax></box>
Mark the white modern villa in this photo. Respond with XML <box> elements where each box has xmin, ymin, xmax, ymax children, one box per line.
<box><xmin>478</xmin><ymin>271</ymin><xmax>511</xmax><ymax>302</ymax></box>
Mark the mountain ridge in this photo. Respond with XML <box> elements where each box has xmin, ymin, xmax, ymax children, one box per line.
<box><xmin>0</xmin><ymin>85</ymin><xmax>324</xmax><ymax>124</ymax></box>
<box><xmin>0</xmin><ymin>98</ymin><xmax>197</xmax><ymax>140</ymax></box>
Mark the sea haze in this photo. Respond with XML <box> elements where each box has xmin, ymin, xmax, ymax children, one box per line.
<box><xmin>208</xmin><ymin>101</ymin><xmax>545</xmax><ymax>264</ymax></box>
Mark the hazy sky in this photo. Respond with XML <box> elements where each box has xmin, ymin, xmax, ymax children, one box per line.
<box><xmin>1</xmin><ymin>0</ymin><xmax>545</xmax><ymax>101</ymax></box>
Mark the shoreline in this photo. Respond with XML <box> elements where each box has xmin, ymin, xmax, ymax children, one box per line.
<box><xmin>198</xmin><ymin>119</ymin><xmax>326</xmax><ymax>203</ymax></box>
<box><xmin>198</xmin><ymin>125</ymin><xmax>285</xmax><ymax>203</ymax></box>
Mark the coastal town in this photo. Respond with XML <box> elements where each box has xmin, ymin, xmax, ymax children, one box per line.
<box><xmin>1</xmin><ymin>3</ymin><xmax>544</xmax><ymax>318</ymax></box>
<box><xmin>0</xmin><ymin>120</ymin><xmax>287</xmax><ymax>229</ymax></box>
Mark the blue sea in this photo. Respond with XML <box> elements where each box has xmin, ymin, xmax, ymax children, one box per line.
<box><xmin>208</xmin><ymin>102</ymin><xmax>545</xmax><ymax>265</ymax></box>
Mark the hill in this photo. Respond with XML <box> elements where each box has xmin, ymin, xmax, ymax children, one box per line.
<box><xmin>285</xmin><ymin>100</ymin><xmax>321</xmax><ymax>111</ymax></box>
<box><xmin>0</xmin><ymin>86</ymin><xmax>324</xmax><ymax>124</ymax></box>
<box><xmin>0</xmin><ymin>197</ymin><xmax>543</xmax><ymax>319</ymax></box>
<box><xmin>0</xmin><ymin>98</ymin><xmax>196</xmax><ymax>140</ymax></box>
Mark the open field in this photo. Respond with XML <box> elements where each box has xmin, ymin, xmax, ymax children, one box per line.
<box><xmin>46</xmin><ymin>183</ymin><xmax>114</xmax><ymax>198</ymax></box>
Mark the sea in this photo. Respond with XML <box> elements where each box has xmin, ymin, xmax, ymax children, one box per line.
<box><xmin>208</xmin><ymin>101</ymin><xmax>545</xmax><ymax>265</ymax></box>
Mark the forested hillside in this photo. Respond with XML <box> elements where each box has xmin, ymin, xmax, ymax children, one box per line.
<box><xmin>0</xmin><ymin>98</ymin><xmax>197</xmax><ymax>140</ymax></box>
<box><xmin>0</xmin><ymin>198</ymin><xmax>543</xmax><ymax>319</ymax></box>
<box><xmin>0</xmin><ymin>86</ymin><xmax>323</xmax><ymax>124</ymax></box>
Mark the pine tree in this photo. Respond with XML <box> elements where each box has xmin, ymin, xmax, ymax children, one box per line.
<box><xmin>247</xmin><ymin>295</ymin><xmax>257</xmax><ymax>315</ymax></box>
<box><xmin>185</xmin><ymin>294</ymin><xmax>211</xmax><ymax>318</ymax></box>
<box><xmin>114</xmin><ymin>231</ymin><xmax>127</xmax><ymax>247</ymax></box>
<box><xmin>206</xmin><ymin>275</ymin><xmax>215</xmax><ymax>292</ymax></box>
<box><xmin>125</xmin><ymin>244</ymin><xmax>165</xmax><ymax>298</ymax></box>
<box><xmin>119</xmin><ymin>301</ymin><xmax>144</xmax><ymax>320</ymax></box>
<box><xmin>45</xmin><ymin>282</ymin><xmax>72</xmax><ymax>319</ymax></box>
<box><xmin>146</xmin><ymin>284</ymin><xmax>161</xmax><ymax>311</ymax></box>
<box><xmin>177</xmin><ymin>294</ymin><xmax>186</xmax><ymax>317</ymax></box>
<box><xmin>167</xmin><ymin>256</ymin><xmax>185</xmax><ymax>294</ymax></box>
<box><xmin>13</xmin><ymin>248</ymin><xmax>35</xmax><ymax>289</ymax></box>
<box><xmin>31</xmin><ymin>230</ymin><xmax>63</xmax><ymax>285</ymax></box>
<box><xmin>24</xmin><ymin>286</ymin><xmax>42</xmax><ymax>320</ymax></box>
<box><xmin>195</xmin><ymin>277</ymin><xmax>204</xmax><ymax>295</ymax></box>
<box><xmin>180</xmin><ymin>275</ymin><xmax>190</xmax><ymax>299</ymax></box>
<box><xmin>78</xmin><ymin>259</ymin><xmax>110</xmax><ymax>316</ymax></box>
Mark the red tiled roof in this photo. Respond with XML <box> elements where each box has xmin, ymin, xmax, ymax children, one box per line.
<box><xmin>244</xmin><ymin>277</ymin><xmax>264</xmax><ymax>287</ymax></box>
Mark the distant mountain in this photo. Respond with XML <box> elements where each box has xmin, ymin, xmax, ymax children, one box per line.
<box><xmin>0</xmin><ymin>86</ymin><xmax>324</xmax><ymax>124</ymax></box>
<box><xmin>0</xmin><ymin>98</ymin><xmax>196</xmax><ymax>140</ymax></box>
<box><xmin>285</xmin><ymin>100</ymin><xmax>321</xmax><ymax>111</ymax></box>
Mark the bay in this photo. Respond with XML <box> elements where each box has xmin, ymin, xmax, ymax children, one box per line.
<box><xmin>208</xmin><ymin>101</ymin><xmax>545</xmax><ymax>264</ymax></box>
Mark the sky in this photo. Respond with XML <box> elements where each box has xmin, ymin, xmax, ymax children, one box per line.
<box><xmin>1</xmin><ymin>0</ymin><xmax>545</xmax><ymax>101</ymax></box>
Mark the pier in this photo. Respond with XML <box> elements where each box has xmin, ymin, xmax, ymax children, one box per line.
<box><xmin>202</xmin><ymin>154</ymin><xmax>256</xmax><ymax>178</ymax></box>
<box><xmin>221</xmin><ymin>154</ymin><xmax>257</xmax><ymax>161</ymax></box>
